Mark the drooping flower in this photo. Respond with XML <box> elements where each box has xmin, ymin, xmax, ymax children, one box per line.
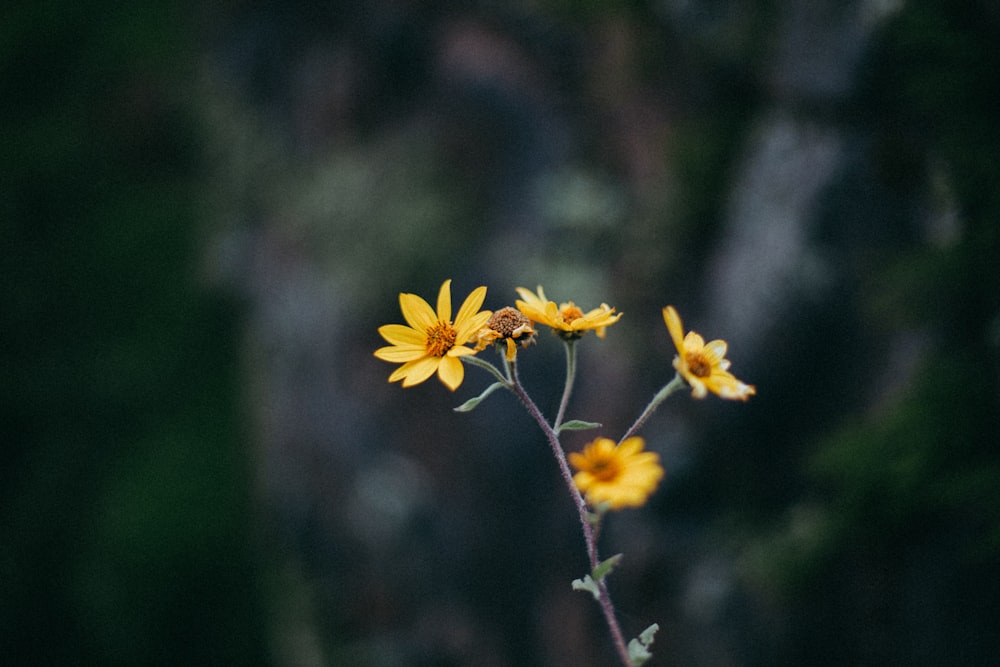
<box><xmin>662</xmin><ymin>305</ymin><xmax>756</xmax><ymax>401</ymax></box>
<box><xmin>515</xmin><ymin>285</ymin><xmax>622</xmax><ymax>340</ymax></box>
<box><xmin>374</xmin><ymin>280</ymin><xmax>492</xmax><ymax>390</ymax></box>
<box><xmin>475</xmin><ymin>306</ymin><xmax>537</xmax><ymax>361</ymax></box>
<box><xmin>569</xmin><ymin>437</ymin><xmax>664</xmax><ymax>510</ymax></box>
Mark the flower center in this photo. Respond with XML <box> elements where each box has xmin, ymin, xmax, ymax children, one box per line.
<box><xmin>425</xmin><ymin>321</ymin><xmax>458</xmax><ymax>357</ymax></box>
<box><xmin>589</xmin><ymin>455</ymin><xmax>622</xmax><ymax>482</ymax></box>
<box><xmin>686</xmin><ymin>352</ymin><xmax>712</xmax><ymax>378</ymax></box>
<box><xmin>559</xmin><ymin>304</ymin><xmax>584</xmax><ymax>323</ymax></box>
<box><xmin>488</xmin><ymin>307</ymin><xmax>531</xmax><ymax>338</ymax></box>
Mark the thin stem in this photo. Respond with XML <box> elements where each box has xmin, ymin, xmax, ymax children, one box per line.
<box><xmin>508</xmin><ymin>364</ymin><xmax>632</xmax><ymax>667</ymax></box>
<box><xmin>619</xmin><ymin>373</ymin><xmax>686</xmax><ymax>444</ymax></box>
<box><xmin>462</xmin><ymin>354</ymin><xmax>512</xmax><ymax>386</ymax></box>
<box><xmin>553</xmin><ymin>340</ymin><xmax>577</xmax><ymax>430</ymax></box>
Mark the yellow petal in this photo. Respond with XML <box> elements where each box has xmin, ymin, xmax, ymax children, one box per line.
<box><xmin>399</xmin><ymin>357</ymin><xmax>439</xmax><ymax>387</ymax></box>
<box><xmin>617</xmin><ymin>437</ymin><xmax>645</xmax><ymax>456</ymax></box>
<box><xmin>662</xmin><ymin>306</ymin><xmax>685</xmax><ymax>353</ymax></box>
<box><xmin>716</xmin><ymin>378</ymin><xmax>756</xmax><ymax>401</ymax></box>
<box><xmin>672</xmin><ymin>355</ymin><xmax>684</xmax><ymax>374</ymax></box>
<box><xmin>516</xmin><ymin>302</ymin><xmax>546</xmax><ymax>325</ymax></box>
<box><xmin>630</xmin><ymin>452</ymin><xmax>661</xmax><ymax>467</ymax></box>
<box><xmin>683</xmin><ymin>331</ymin><xmax>706</xmax><ymax>352</ymax></box>
<box><xmin>592</xmin><ymin>438</ymin><xmax>616</xmax><ymax>455</ymax></box>
<box><xmin>704</xmin><ymin>339</ymin><xmax>728</xmax><ymax>362</ymax></box>
<box><xmin>514</xmin><ymin>287</ymin><xmax>542</xmax><ymax>311</ymax></box>
<box><xmin>400</xmin><ymin>292</ymin><xmax>437</xmax><ymax>331</ymax></box>
<box><xmin>516</xmin><ymin>285</ymin><xmax>548</xmax><ymax>306</ymax></box>
<box><xmin>436</xmin><ymin>355</ymin><xmax>465</xmax><ymax>390</ymax></box>
<box><xmin>374</xmin><ymin>344</ymin><xmax>427</xmax><ymax>362</ymax></box>
<box><xmin>378</xmin><ymin>324</ymin><xmax>425</xmax><ymax>346</ymax></box>
<box><xmin>436</xmin><ymin>279</ymin><xmax>452</xmax><ymax>322</ymax></box>
<box><xmin>689</xmin><ymin>378</ymin><xmax>708</xmax><ymax>399</ymax></box>
<box><xmin>582</xmin><ymin>305</ymin><xmax>612</xmax><ymax>321</ymax></box>
<box><xmin>455</xmin><ymin>310</ymin><xmax>492</xmax><ymax>342</ymax></box>
<box><xmin>387</xmin><ymin>360</ymin><xmax>416</xmax><ymax>383</ymax></box>
<box><xmin>573</xmin><ymin>471</ymin><xmax>595</xmax><ymax>490</ymax></box>
<box><xmin>515</xmin><ymin>287</ymin><xmax>551</xmax><ymax>324</ymax></box>
<box><xmin>454</xmin><ymin>285</ymin><xmax>487</xmax><ymax>329</ymax></box>
<box><xmin>544</xmin><ymin>301</ymin><xmax>563</xmax><ymax>325</ymax></box>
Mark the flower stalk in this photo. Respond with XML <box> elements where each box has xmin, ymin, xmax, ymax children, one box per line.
<box><xmin>553</xmin><ymin>339</ymin><xmax>577</xmax><ymax>431</ymax></box>
<box><xmin>507</xmin><ymin>363</ymin><xmax>632</xmax><ymax>666</ymax></box>
<box><xmin>461</xmin><ymin>354</ymin><xmax>513</xmax><ymax>386</ymax></box>
<box><xmin>619</xmin><ymin>373</ymin><xmax>687</xmax><ymax>444</ymax></box>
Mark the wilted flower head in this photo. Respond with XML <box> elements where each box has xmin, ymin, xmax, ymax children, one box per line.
<box><xmin>476</xmin><ymin>306</ymin><xmax>537</xmax><ymax>361</ymax></box>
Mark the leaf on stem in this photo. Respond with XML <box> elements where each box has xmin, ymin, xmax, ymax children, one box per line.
<box><xmin>570</xmin><ymin>574</ymin><xmax>601</xmax><ymax>600</ymax></box>
<box><xmin>453</xmin><ymin>382</ymin><xmax>506</xmax><ymax>412</ymax></box>
<box><xmin>591</xmin><ymin>553</ymin><xmax>622</xmax><ymax>581</ymax></box>
<box><xmin>571</xmin><ymin>553</ymin><xmax>623</xmax><ymax>601</ymax></box>
<box><xmin>586</xmin><ymin>501</ymin><xmax>612</xmax><ymax>527</ymax></box>
<box><xmin>555</xmin><ymin>419</ymin><xmax>602</xmax><ymax>434</ymax></box>
<box><xmin>627</xmin><ymin>623</ymin><xmax>659</xmax><ymax>665</ymax></box>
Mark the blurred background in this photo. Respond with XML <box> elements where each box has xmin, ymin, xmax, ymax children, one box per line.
<box><xmin>3</xmin><ymin>0</ymin><xmax>999</xmax><ymax>665</ymax></box>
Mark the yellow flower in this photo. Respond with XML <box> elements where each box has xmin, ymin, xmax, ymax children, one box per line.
<box><xmin>569</xmin><ymin>437</ymin><xmax>664</xmax><ymax>510</ymax></box>
<box><xmin>374</xmin><ymin>280</ymin><xmax>492</xmax><ymax>390</ymax></box>
<box><xmin>662</xmin><ymin>305</ymin><xmax>756</xmax><ymax>401</ymax></box>
<box><xmin>475</xmin><ymin>306</ymin><xmax>537</xmax><ymax>361</ymax></box>
<box><xmin>514</xmin><ymin>285</ymin><xmax>622</xmax><ymax>340</ymax></box>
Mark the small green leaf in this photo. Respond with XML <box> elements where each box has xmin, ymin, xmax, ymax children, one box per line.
<box><xmin>586</xmin><ymin>502</ymin><xmax>612</xmax><ymax>526</ymax></box>
<box><xmin>453</xmin><ymin>382</ymin><xmax>505</xmax><ymax>412</ymax></box>
<box><xmin>627</xmin><ymin>640</ymin><xmax>652</xmax><ymax>665</ymax></box>
<box><xmin>571</xmin><ymin>574</ymin><xmax>601</xmax><ymax>600</ymax></box>
<box><xmin>638</xmin><ymin>624</ymin><xmax>659</xmax><ymax>646</ymax></box>
<box><xmin>556</xmin><ymin>419</ymin><xmax>602</xmax><ymax>434</ymax></box>
<box><xmin>627</xmin><ymin>623</ymin><xmax>659</xmax><ymax>665</ymax></box>
<box><xmin>592</xmin><ymin>553</ymin><xmax>623</xmax><ymax>581</ymax></box>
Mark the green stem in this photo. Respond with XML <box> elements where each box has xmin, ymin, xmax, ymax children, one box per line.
<box><xmin>553</xmin><ymin>340</ymin><xmax>577</xmax><ymax>430</ymax></box>
<box><xmin>462</xmin><ymin>354</ymin><xmax>512</xmax><ymax>386</ymax></box>
<box><xmin>618</xmin><ymin>373</ymin><xmax>686</xmax><ymax>444</ymax></box>
<box><xmin>508</xmin><ymin>363</ymin><xmax>632</xmax><ymax>667</ymax></box>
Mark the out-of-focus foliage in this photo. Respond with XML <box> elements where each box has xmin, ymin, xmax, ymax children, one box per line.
<box><xmin>741</xmin><ymin>1</ymin><xmax>1000</xmax><ymax>663</ymax></box>
<box><xmin>1</xmin><ymin>2</ymin><xmax>269</xmax><ymax>663</ymax></box>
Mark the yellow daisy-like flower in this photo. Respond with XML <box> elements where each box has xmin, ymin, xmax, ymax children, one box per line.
<box><xmin>663</xmin><ymin>305</ymin><xmax>756</xmax><ymax>401</ymax></box>
<box><xmin>514</xmin><ymin>285</ymin><xmax>622</xmax><ymax>340</ymax></box>
<box><xmin>374</xmin><ymin>280</ymin><xmax>492</xmax><ymax>391</ymax></box>
<box><xmin>475</xmin><ymin>306</ymin><xmax>537</xmax><ymax>361</ymax></box>
<box><xmin>569</xmin><ymin>437</ymin><xmax>664</xmax><ymax>510</ymax></box>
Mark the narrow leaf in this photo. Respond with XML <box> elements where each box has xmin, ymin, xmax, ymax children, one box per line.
<box><xmin>555</xmin><ymin>419</ymin><xmax>602</xmax><ymax>434</ymax></box>
<box><xmin>592</xmin><ymin>553</ymin><xmax>623</xmax><ymax>581</ymax></box>
<box><xmin>453</xmin><ymin>382</ymin><xmax>505</xmax><ymax>412</ymax></box>
<box><xmin>638</xmin><ymin>624</ymin><xmax>659</xmax><ymax>646</ymax></box>
<box><xmin>570</xmin><ymin>574</ymin><xmax>601</xmax><ymax>600</ymax></box>
<box><xmin>627</xmin><ymin>623</ymin><xmax>659</xmax><ymax>666</ymax></box>
<box><xmin>627</xmin><ymin>639</ymin><xmax>653</xmax><ymax>665</ymax></box>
